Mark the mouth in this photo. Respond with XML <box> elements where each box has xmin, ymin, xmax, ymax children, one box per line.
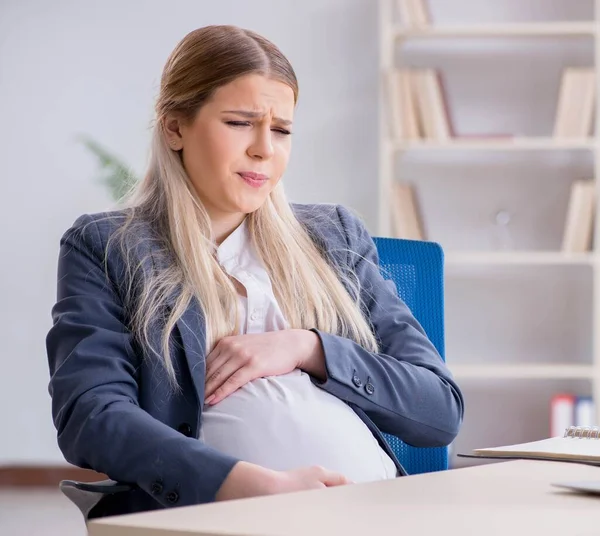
<box><xmin>237</xmin><ymin>172</ymin><xmax>269</xmax><ymax>188</ymax></box>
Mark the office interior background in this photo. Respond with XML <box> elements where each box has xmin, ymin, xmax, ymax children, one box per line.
<box><xmin>1</xmin><ymin>0</ymin><xmax>598</xmax><ymax>534</ymax></box>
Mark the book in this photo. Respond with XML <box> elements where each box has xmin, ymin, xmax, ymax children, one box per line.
<box><xmin>550</xmin><ymin>394</ymin><xmax>576</xmax><ymax>438</ymax></box>
<box><xmin>390</xmin><ymin>182</ymin><xmax>425</xmax><ymax>240</ymax></box>
<box><xmin>385</xmin><ymin>69</ymin><xmax>420</xmax><ymax>140</ymax></box>
<box><xmin>397</xmin><ymin>0</ymin><xmax>431</xmax><ymax>27</ymax></box>
<box><xmin>561</xmin><ymin>180</ymin><xmax>595</xmax><ymax>253</ymax></box>
<box><xmin>576</xmin><ymin>397</ymin><xmax>596</xmax><ymax>428</ymax></box>
<box><xmin>410</xmin><ymin>0</ymin><xmax>430</xmax><ymax>27</ymax></box>
<box><xmin>553</xmin><ymin>68</ymin><xmax>596</xmax><ymax>138</ymax></box>
<box><xmin>462</xmin><ymin>426</ymin><xmax>600</xmax><ymax>465</ymax></box>
<box><xmin>412</xmin><ymin>69</ymin><xmax>451</xmax><ymax>140</ymax></box>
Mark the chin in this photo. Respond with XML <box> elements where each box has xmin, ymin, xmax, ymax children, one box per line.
<box><xmin>235</xmin><ymin>197</ymin><xmax>270</xmax><ymax>215</ymax></box>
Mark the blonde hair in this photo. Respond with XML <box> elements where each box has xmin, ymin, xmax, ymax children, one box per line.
<box><xmin>111</xmin><ymin>25</ymin><xmax>378</xmax><ymax>386</ymax></box>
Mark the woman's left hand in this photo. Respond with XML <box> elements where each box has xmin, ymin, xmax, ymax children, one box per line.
<box><xmin>204</xmin><ymin>329</ymin><xmax>326</xmax><ymax>405</ymax></box>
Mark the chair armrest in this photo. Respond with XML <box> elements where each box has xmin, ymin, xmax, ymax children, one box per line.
<box><xmin>60</xmin><ymin>478</ymin><xmax>134</xmax><ymax>494</ymax></box>
<box><xmin>60</xmin><ymin>479</ymin><xmax>135</xmax><ymax>520</ymax></box>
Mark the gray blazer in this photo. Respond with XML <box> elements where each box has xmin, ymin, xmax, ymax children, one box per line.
<box><xmin>46</xmin><ymin>203</ymin><xmax>464</xmax><ymax>518</ymax></box>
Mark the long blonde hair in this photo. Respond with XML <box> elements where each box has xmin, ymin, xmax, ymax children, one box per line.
<box><xmin>111</xmin><ymin>25</ymin><xmax>378</xmax><ymax>386</ymax></box>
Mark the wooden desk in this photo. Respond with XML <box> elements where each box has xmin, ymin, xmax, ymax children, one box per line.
<box><xmin>88</xmin><ymin>460</ymin><xmax>600</xmax><ymax>536</ymax></box>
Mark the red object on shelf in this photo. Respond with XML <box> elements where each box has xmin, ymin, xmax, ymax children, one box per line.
<box><xmin>550</xmin><ymin>393</ymin><xmax>576</xmax><ymax>437</ymax></box>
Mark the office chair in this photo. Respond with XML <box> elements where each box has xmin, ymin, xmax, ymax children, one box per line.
<box><xmin>372</xmin><ymin>237</ymin><xmax>448</xmax><ymax>475</ymax></box>
<box><xmin>60</xmin><ymin>237</ymin><xmax>448</xmax><ymax>518</ymax></box>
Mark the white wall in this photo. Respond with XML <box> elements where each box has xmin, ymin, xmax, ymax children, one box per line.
<box><xmin>0</xmin><ymin>0</ymin><xmax>379</xmax><ymax>464</ymax></box>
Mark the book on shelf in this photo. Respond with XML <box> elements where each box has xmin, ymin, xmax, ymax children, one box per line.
<box><xmin>385</xmin><ymin>68</ymin><xmax>513</xmax><ymax>143</ymax></box>
<box><xmin>386</xmin><ymin>68</ymin><xmax>453</xmax><ymax>141</ymax></box>
<box><xmin>577</xmin><ymin>397</ymin><xmax>596</xmax><ymax>428</ymax></box>
<box><xmin>561</xmin><ymin>179</ymin><xmax>595</xmax><ymax>253</ymax></box>
<box><xmin>461</xmin><ymin>425</ymin><xmax>600</xmax><ymax>465</ymax></box>
<box><xmin>397</xmin><ymin>0</ymin><xmax>431</xmax><ymax>28</ymax></box>
<box><xmin>385</xmin><ymin>70</ymin><xmax>420</xmax><ymax>140</ymax></box>
<box><xmin>413</xmin><ymin>69</ymin><xmax>452</xmax><ymax>140</ymax></box>
<box><xmin>553</xmin><ymin>67</ymin><xmax>596</xmax><ymax>139</ymax></box>
<box><xmin>551</xmin><ymin>394</ymin><xmax>596</xmax><ymax>438</ymax></box>
<box><xmin>390</xmin><ymin>182</ymin><xmax>425</xmax><ymax>240</ymax></box>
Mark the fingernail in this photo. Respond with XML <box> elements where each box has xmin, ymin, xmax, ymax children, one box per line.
<box><xmin>204</xmin><ymin>395</ymin><xmax>215</xmax><ymax>405</ymax></box>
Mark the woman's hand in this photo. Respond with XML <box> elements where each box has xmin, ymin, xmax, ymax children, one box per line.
<box><xmin>215</xmin><ymin>461</ymin><xmax>352</xmax><ymax>502</ymax></box>
<box><xmin>204</xmin><ymin>329</ymin><xmax>326</xmax><ymax>405</ymax></box>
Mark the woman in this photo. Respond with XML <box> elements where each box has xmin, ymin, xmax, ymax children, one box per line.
<box><xmin>46</xmin><ymin>25</ymin><xmax>464</xmax><ymax>518</ymax></box>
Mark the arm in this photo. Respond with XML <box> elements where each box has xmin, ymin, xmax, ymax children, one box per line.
<box><xmin>308</xmin><ymin>205</ymin><xmax>464</xmax><ymax>447</ymax></box>
<box><xmin>46</xmin><ymin>215</ymin><xmax>239</xmax><ymax>507</ymax></box>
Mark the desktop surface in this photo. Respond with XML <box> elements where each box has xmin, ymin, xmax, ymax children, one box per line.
<box><xmin>88</xmin><ymin>460</ymin><xmax>600</xmax><ymax>536</ymax></box>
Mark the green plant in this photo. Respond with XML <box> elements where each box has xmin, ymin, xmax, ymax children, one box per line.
<box><xmin>78</xmin><ymin>135</ymin><xmax>139</xmax><ymax>202</ymax></box>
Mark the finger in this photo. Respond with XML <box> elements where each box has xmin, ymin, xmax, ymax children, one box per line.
<box><xmin>205</xmin><ymin>357</ymin><xmax>241</xmax><ymax>400</ymax></box>
<box><xmin>209</xmin><ymin>367</ymin><xmax>253</xmax><ymax>405</ymax></box>
<box><xmin>205</xmin><ymin>344</ymin><xmax>222</xmax><ymax>369</ymax></box>
<box><xmin>319</xmin><ymin>470</ymin><xmax>352</xmax><ymax>487</ymax></box>
<box><xmin>205</xmin><ymin>347</ymin><xmax>227</xmax><ymax>383</ymax></box>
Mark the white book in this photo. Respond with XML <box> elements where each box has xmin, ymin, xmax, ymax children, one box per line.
<box><xmin>390</xmin><ymin>182</ymin><xmax>425</xmax><ymax>240</ymax></box>
<box><xmin>550</xmin><ymin>394</ymin><xmax>575</xmax><ymax>438</ymax></box>
<box><xmin>396</xmin><ymin>0</ymin><xmax>415</xmax><ymax>27</ymax></box>
<box><xmin>385</xmin><ymin>70</ymin><xmax>420</xmax><ymax>140</ymax></box>
<box><xmin>561</xmin><ymin>180</ymin><xmax>595</xmax><ymax>253</ymax></box>
<box><xmin>553</xmin><ymin>68</ymin><xmax>596</xmax><ymax>138</ymax></box>
<box><xmin>413</xmin><ymin>69</ymin><xmax>451</xmax><ymax>140</ymax></box>
<box><xmin>410</xmin><ymin>0</ymin><xmax>430</xmax><ymax>26</ymax></box>
<box><xmin>576</xmin><ymin>397</ymin><xmax>596</xmax><ymax>428</ymax></box>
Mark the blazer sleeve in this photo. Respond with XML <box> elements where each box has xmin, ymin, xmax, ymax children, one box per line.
<box><xmin>46</xmin><ymin>215</ymin><xmax>239</xmax><ymax>507</ymax></box>
<box><xmin>310</xmin><ymin>205</ymin><xmax>464</xmax><ymax>447</ymax></box>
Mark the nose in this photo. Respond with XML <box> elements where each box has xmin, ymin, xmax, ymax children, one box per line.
<box><xmin>247</xmin><ymin>126</ymin><xmax>274</xmax><ymax>160</ymax></box>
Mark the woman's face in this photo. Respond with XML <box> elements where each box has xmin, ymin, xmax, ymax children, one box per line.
<box><xmin>165</xmin><ymin>74</ymin><xmax>295</xmax><ymax>232</ymax></box>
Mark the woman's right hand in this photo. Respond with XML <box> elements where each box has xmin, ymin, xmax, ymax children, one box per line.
<box><xmin>215</xmin><ymin>461</ymin><xmax>352</xmax><ymax>502</ymax></box>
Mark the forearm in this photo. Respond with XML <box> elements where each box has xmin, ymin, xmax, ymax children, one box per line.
<box><xmin>309</xmin><ymin>329</ymin><xmax>463</xmax><ymax>447</ymax></box>
<box><xmin>57</xmin><ymin>390</ymin><xmax>239</xmax><ymax>506</ymax></box>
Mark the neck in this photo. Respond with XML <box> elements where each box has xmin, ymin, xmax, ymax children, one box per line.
<box><xmin>212</xmin><ymin>212</ymin><xmax>247</xmax><ymax>245</ymax></box>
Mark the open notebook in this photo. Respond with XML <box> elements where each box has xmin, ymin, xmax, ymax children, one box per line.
<box><xmin>460</xmin><ymin>426</ymin><xmax>600</xmax><ymax>465</ymax></box>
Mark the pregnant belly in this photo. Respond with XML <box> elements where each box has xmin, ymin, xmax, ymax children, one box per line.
<box><xmin>198</xmin><ymin>369</ymin><xmax>397</xmax><ymax>483</ymax></box>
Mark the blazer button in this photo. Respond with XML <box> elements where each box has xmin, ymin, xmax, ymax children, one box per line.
<box><xmin>352</xmin><ymin>375</ymin><xmax>362</xmax><ymax>388</ymax></box>
<box><xmin>178</xmin><ymin>422</ymin><xmax>193</xmax><ymax>437</ymax></box>
<box><xmin>166</xmin><ymin>491</ymin><xmax>179</xmax><ymax>504</ymax></box>
<box><xmin>365</xmin><ymin>382</ymin><xmax>375</xmax><ymax>395</ymax></box>
<box><xmin>151</xmin><ymin>482</ymin><xmax>163</xmax><ymax>495</ymax></box>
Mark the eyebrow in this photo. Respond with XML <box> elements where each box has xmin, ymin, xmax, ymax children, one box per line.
<box><xmin>221</xmin><ymin>110</ymin><xmax>293</xmax><ymax>126</ymax></box>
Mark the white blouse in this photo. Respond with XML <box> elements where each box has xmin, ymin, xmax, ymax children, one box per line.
<box><xmin>198</xmin><ymin>220</ymin><xmax>397</xmax><ymax>483</ymax></box>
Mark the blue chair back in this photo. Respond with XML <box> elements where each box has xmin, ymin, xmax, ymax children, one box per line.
<box><xmin>372</xmin><ymin>237</ymin><xmax>448</xmax><ymax>474</ymax></box>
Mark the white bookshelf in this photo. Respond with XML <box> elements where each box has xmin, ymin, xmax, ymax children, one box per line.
<box><xmin>391</xmin><ymin>137</ymin><xmax>595</xmax><ymax>152</ymax></box>
<box><xmin>445</xmin><ymin>251</ymin><xmax>596</xmax><ymax>266</ymax></box>
<box><xmin>394</xmin><ymin>22</ymin><xmax>597</xmax><ymax>39</ymax></box>
<box><xmin>378</xmin><ymin>0</ymin><xmax>600</xmax><ymax>431</ymax></box>
<box><xmin>451</xmin><ymin>364</ymin><xmax>595</xmax><ymax>380</ymax></box>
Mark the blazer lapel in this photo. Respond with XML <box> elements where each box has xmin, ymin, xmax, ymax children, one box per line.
<box><xmin>174</xmin><ymin>296</ymin><xmax>207</xmax><ymax>407</ymax></box>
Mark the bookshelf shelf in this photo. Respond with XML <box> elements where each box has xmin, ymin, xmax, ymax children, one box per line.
<box><xmin>450</xmin><ymin>364</ymin><xmax>595</xmax><ymax>380</ymax></box>
<box><xmin>391</xmin><ymin>137</ymin><xmax>596</xmax><ymax>152</ymax></box>
<box><xmin>445</xmin><ymin>251</ymin><xmax>596</xmax><ymax>266</ymax></box>
<box><xmin>394</xmin><ymin>22</ymin><xmax>597</xmax><ymax>39</ymax></box>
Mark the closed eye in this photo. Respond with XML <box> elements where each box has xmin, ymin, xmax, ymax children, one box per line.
<box><xmin>225</xmin><ymin>121</ymin><xmax>292</xmax><ymax>136</ymax></box>
<box><xmin>225</xmin><ymin>120</ymin><xmax>251</xmax><ymax>127</ymax></box>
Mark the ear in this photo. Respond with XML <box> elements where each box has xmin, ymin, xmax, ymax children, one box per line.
<box><xmin>163</xmin><ymin>114</ymin><xmax>184</xmax><ymax>151</ymax></box>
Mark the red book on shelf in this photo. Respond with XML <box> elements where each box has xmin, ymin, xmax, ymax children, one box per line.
<box><xmin>550</xmin><ymin>394</ymin><xmax>576</xmax><ymax>438</ymax></box>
